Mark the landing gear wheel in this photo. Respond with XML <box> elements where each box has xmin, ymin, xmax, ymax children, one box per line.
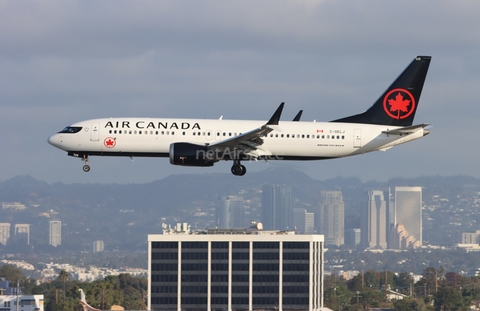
<box><xmin>239</xmin><ymin>165</ymin><xmax>246</xmax><ymax>176</ymax></box>
<box><xmin>83</xmin><ymin>165</ymin><xmax>90</xmax><ymax>172</ymax></box>
<box><xmin>231</xmin><ymin>163</ymin><xmax>246</xmax><ymax>176</ymax></box>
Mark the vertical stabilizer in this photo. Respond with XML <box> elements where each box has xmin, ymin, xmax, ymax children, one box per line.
<box><xmin>332</xmin><ymin>56</ymin><xmax>431</xmax><ymax>126</ymax></box>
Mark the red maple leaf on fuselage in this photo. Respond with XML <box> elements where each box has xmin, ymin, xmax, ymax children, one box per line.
<box><xmin>106</xmin><ymin>139</ymin><xmax>114</xmax><ymax>146</ymax></box>
<box><xmin>388</xmin><ymin>92</ymin><xmax>411</xmax><ymax>114</ymax></box>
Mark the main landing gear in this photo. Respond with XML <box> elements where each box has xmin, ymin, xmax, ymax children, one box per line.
<box><xmin>231</xmin><ymin>160</ymin><xmax>246</xmax><ymax>176</ymax></box>
<box><xmin>82</xmin><ymin>155</ymin><xmax>90</xmax><ymax>172</ymax></box>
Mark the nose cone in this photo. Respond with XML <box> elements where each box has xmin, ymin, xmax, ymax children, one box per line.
<box><xmin>48</xmin><ymin>134</ymin><xmax>60</xmax><ymax>148</ymax></box>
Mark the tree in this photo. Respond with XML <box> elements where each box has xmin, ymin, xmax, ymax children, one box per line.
<box><xmin>416</xmin><ymin>266</ymin><xmax>444</xmax><ymax>298</ymax></box>
<box><xmin>58</xmin><ymin>269</ymin><xmax>69</xmax><ymax>300</ymax></box>
<box><xmin>395</xmin><ymin>272</ymin><xmax>414</xmax><ymax>296</ymax></box>
<box><xmin>0</xmin><ymin>264</ymin><xmax>24</xmax><ymax>284</ymax></box>
<box><xmin>433</xmin><ymin>286</ymin><xmax>465</xmax><ymax>311</ymax></box>
<box><xmin>393</xmin><ymin>297</ymin><xmax>425</xmax><ymax>311</ymax></box>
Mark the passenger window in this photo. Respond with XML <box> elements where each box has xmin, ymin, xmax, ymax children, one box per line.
<box><xmin>275</xmin><ymin>134</ymin><xmax>278</xmax><ymax>138</ymax></box>
<box><xmin>281</xmin><ymin>134</ymin><xmax>284</xmax><ymax>138</ymax></box>
<box><xmin>171</xmin><ymin>131</ymin><xmax>174</xmax><ymax>135</ymax></box>
<box><xmin>109</xmin><ymin>130</ymin><xmax>112</xmax><ymax>134</ymax></box>
<box><xmin>129</xmin><ymin>130</ymin><xmax>132</xmax><ymax>134</ymax></box>
<box><xmin>302</xmin><ymin>134</ymin><xmax>305</xmax><ymax>138</ymax></box>
<box><xmin>306</xmin><ymin>135</ymin><xmax>309</xmax><ymax>138</ymax></box>
<box><xmin>193</xmin><ymin>132</ymin><xmax>196</xmax><ymax>136</ymax></box>
<box><xmin>286</xmin><ymin>134</ymin><xmax>289</xmax><ymax>138</ymax></box>
<box><xmin>342</xmin><ymin>135</ymin><xmax>344</xmax><ymax>139</ymax></box>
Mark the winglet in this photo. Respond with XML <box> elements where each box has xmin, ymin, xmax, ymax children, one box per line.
<box><xmin>293</xmin><ymin>110</ymin><xmax>303</xmax><ymax>121</ymax></box>
<box><xmin>267</xmin><ymin>102</ymin><xmax>284</xmax><ymax>125</ymax></box>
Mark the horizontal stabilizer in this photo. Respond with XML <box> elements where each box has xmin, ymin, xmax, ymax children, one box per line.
<box><xmin>382</xmin><ymin>123</ymin><xmax>429</xmax><ymax>135</ymax></box>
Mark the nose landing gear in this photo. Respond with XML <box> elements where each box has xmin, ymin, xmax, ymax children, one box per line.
<box><xmin>231</xmin><ymin>160</ymin><xmax>246</xmax><ymax>176</ymax></box>
<box><xmin>82</xmin><ymin>155</ymin><xmax>90</xmax><ymax>172</ymax></box>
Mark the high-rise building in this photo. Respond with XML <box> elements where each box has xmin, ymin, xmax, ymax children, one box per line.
<box><xmin>148</xmin><ymin>228</ymin><xmax>324</xmax><ymax>311</ymax></box>
<box><xmin>49</xmin><ymin>220</ymin><xmax>62</xmax><ymax>247</ymax></box>
<box><xmin>293</xmin><ymin>208</ymin><xmax>315</xmax><ymax>234</ymax></box>
<box><xmin>93</xmin><ymin>240</ymin><xmax>104</xmax><ymax>253</ymax></box>
<box><xmin>318</xmin><ymin>191</ymin><xmax>344</xmax><ymax>246</ymax></box>
<box><xmin>392</xmin><ymin>186</ymin><xmax>422</xmax><ymax>248</ymax></box>
<box><xmin>362</xmin><ymin>190</ymin><xmax>388</xmax><ymax>249</ymax></box>
<box><xmin>216</xmin><ymin>196</ymin><xmax>245</xmax><ymax>228</ymax></box>
<box><xmin>461</xmin><ymin>230</ymin><xmax>480</xmax><ymax>244</ymax></box>
<box><xmin>261</xmin><ymin>185</ymin><xmax>292</xmax><ymax>230</ymax></box>
<box><xmin>345</xmin><ymin>228</ymin><xmax>361</xmax><ymax>247</ymax></box>
<box><xmin>0</xmin><ymin>223</ymin><xmax>10</xmax><ymax>246</ymax></box>
<box><xmin>14</xmin><ymin>224</ymin><xmax>30</xmax><ymax>245</ymax></box>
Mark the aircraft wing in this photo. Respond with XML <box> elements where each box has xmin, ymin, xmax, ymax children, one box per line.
<box><xmin>207</xmin><ymin>103</ymin><xmax>284</xmax><ymax>158</ymax></box>
<box><xmin>382</xmin><ymin>123</ymin><xmax>429</xmax><ymax>135</ymax></box>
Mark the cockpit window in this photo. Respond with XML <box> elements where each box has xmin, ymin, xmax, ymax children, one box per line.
<box><xmin>59</xmin><ymin>126</ymin><xmax>82</xmax><ymax>134</ymax></box>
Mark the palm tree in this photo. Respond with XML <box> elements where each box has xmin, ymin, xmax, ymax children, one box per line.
<box><xmin>58</xmin><ymin>269</ymin><xmax>69</xmax><ymax>300</ymax></box>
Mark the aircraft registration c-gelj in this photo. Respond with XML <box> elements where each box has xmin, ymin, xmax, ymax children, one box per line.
<box><xmin>48</xmin><ymin>56</ymin><xmax>432</xmax><ymax>176</ymax></box>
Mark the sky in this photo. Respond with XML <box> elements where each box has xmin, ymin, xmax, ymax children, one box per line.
<box><xmin>1</xmin><ymin>0</ymin><xmax>480</xmax><ymax>184</ymax></box>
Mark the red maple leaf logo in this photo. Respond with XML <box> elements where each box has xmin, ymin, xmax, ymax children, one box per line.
<box><xmin>388</xmin><ymin>92</ymin><xmax>410</xmax><ymax>114</ymax></box>
<box><xmin>104</xmin><ymin>137</ymin><xmax>116</xmax><ymax>148</ymax></box>
<box><xmin>383</xmin><ymin>88</ymin><xmax>415</xmax><ymax>120</ymax></box>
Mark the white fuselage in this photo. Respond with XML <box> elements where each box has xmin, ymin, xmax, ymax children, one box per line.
<box><xmin>47</xmin><ymin>117</ymin><xmax>427</xmax><ymax>160</ymax></box>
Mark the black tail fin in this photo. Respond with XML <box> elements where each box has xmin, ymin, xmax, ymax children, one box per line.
<box><xmin>332</xmin><ymin>56</ymin><xmax>431</xmax><ymax>126</ymax></box>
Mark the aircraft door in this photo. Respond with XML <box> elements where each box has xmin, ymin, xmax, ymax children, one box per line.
<box><xmin>90</xmin><ymin>122</ymin><xmax>100</xmax><ymax>141</ymax></box>
<box><xmin>353</xmin><ymin>129</ymin><xmax>362</xmax><ymax>148</ymax></box>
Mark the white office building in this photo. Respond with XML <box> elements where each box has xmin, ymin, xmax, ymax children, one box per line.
<box><xmin>0</xmin><ymin>223</ymin><xmax>10</xmax><ymax>246</ymax></box>
<box><xmin>49</xmin><ymin>220</ymin><xmax>61</xmax><ymax>247</ymax></box>
<box><xmin>148</xmin><ymin>226</ymin><xmax>324</xmax><ymax>311</ymax></box>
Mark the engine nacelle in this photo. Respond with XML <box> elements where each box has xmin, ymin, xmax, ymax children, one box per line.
<box><xmin>169</xmin><ymin>143</ymin><xmax>214</xmax><ymax>167</ymax></box>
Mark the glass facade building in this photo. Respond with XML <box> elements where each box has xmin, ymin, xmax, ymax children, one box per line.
<box><xmin>148</xmin><ymin>232</ymin><xmax>324</xmax><ymax>311</ymax></box>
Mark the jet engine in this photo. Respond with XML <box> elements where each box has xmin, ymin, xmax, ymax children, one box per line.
<box><xmin>169</xmin><ymin>143</ymin><xmax>214</xmax><ymax>167</ymax></box>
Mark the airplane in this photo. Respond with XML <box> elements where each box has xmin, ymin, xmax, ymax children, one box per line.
<box><xmin>48</xmin><ymin>56</ymin><xmax>431</xmax><ymax>176</ymax></box>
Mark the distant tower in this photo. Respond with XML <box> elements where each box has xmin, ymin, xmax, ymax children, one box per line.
<box><xmin>293</xmin><ymin>208</ymin><xmax>315</xmax><ymax>234</ymax></box>
<box><xmin>49</xmin><ymin>220</ymin><xmax>62</xmax><ymax>247</ymax></box>
<box><xmin>362</xmin><ymin>190</ymin><xmax>388</xmax><ymax>249</ymax></box>
<box><xmin>14</xmin><ymin>224</ymin><xmax>30</xmax><ymax>245</ymax></box>
<box><xmin>216</xmin><ymin>196</ymin><xmax>245</xmax><ymax>228</ymax></box>
<box><xmin>0</xmin><ymin>223</ymin><xmax>11</xmax><ymax>245</ymax></box>
<box><xmin>261</xmin><ymin>184</ymin><xmax>293</xmax><ymax>230</ymax></box>
<box><xmin>93</xmin><ymin>240</ymin><xmax>104</xmax><ymax>253</ymax></box>
<box><xmin>318</xmin><ymin>191</ymin><xmax>344</xmax><ymax>246</ymax></box>
<box><xmin>393</xmin><ymin>186</ymin><xmax>423</xmax><ymax>248</ymax></box>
